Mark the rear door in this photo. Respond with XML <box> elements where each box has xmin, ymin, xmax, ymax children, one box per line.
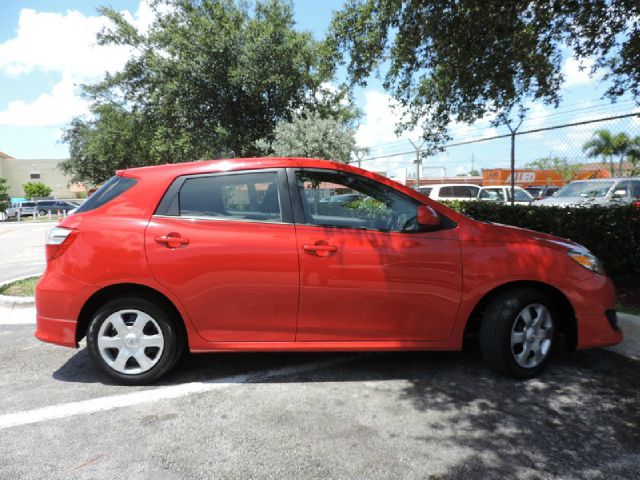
<box><xmin>145</xmin><ymin>169</ymin><xmax>299</xmax><ymax>342</ymax></box>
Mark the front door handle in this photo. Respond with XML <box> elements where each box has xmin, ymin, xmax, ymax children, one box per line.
<box><xmin>155</xmin><ymin>232</ymin><xmax>189</xmax><ymax>249</ymax></box>
<box><xmin>303</xmin><ymin>241</ymin><xmax>338</xmax><ymax>256</ymax></box>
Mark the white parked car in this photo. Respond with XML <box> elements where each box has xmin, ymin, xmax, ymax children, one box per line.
<box><xmin>534</xmin><ymin>178</ymin><xmax>640</xmax><ymax>207</ymax></box>
<box><xmin>417</xmin><ymin>184</ymin><xmax>480</xmax><ymax>202</ymax></box>
<box><xmin>478</xmin><ymin>186</ymin><xmax>534</xmax><ymax>205</ymax></box>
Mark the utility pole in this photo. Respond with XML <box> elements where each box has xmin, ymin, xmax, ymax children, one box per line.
<box><xmin>408</xmin><ymin>139</ymin><xmax>426</xmax><ymax>189</ymax></box>
<box><xmin>354</xmin><ymin>150</ymin><xmax>366</xmax><ymax>169</ymax></box>
<box><xmin>471</xmin><ymin>154</ymin><xmax>475</xmax><ymax>176</ymax></box>
<box><xmin>505</xmin><ymin>114</ymin><xmax>525</xmax><ymax>206</ymax></box>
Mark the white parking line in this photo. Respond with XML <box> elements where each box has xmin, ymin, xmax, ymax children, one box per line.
<box><xmin>0</xmin><ymin>355</ymin><xmax>360</xmax><ymax>430</ymax></box>
<box><xmin>0</xmin><ymin>307</ymin><xmax>36</xmax><ymax>325</ymax></box>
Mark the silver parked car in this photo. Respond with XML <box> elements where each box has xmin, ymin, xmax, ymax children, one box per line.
<box><xmin>534</xmin><ymin>178</ymin><xmax>640</xmax><ymax>207</ymax></box>
<box><xmin>5</xmin><ymin>201</ymin><xmax>37</xmax><ymax>219</ymax></box>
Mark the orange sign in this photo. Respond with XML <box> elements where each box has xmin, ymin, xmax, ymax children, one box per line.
<box><xmin>482</xmin><ymin>168</ymin><xmax>611</xmax><ymax>187</ymax></box>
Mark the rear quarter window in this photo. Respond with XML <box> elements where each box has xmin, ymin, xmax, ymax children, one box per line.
<box><xmin>74</xmin><ymin>176</ymin><xmax>137</xmax><ymax>214</ymax></box>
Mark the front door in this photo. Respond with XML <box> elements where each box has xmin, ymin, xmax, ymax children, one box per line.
<box><xmin>145</xmin><ymin>169</ymin><xmax>299</xmax><ymax>342</ymax></box>
<box><xmin>291</xmin><ymin>169</ymin><xmax>463</xmax><ymax>342</ymax></box>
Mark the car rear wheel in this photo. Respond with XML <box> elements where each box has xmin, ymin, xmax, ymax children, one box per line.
<box><xmin>480</xmin><ymin>288</ymin><xmax>556</xmax><ymax>379</ymax></box>
<box><xmin>86</xmin><ymin>297</ymin><xmax>180</xmax><ymax>385</ymax></box>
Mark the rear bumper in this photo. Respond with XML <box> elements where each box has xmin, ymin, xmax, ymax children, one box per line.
<box><xmin>35</xmin><ymin>315</ymin><xmax>77</xmax><ymax>347</ymax></box>
<box><xmin>35</xmin><ymin>267</ymin><xmax>87</xmax><ymax>348</ymax></box>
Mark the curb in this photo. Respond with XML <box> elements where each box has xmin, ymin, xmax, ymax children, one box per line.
<box><xmin>0</xmin><ymin>275</ymin><xmax>38</xmax><ymax>307</ymax></box>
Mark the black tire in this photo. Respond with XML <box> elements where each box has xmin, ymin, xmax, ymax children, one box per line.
<box><xmin>480</xmin><ymin>287</ymin><xmax>557</xmax><ymax>379</ymax></box>
<box><xmin>38</xmin><ymin>209</ymin><xmax>47</xmax><ymax>216</ymax></box>
<box><xmin>86</xmin><ymin>296</ymin><xmax>180</xmax><ymax>385</ymax></box>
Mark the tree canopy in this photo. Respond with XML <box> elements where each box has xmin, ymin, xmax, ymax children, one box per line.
<box><xmin>256</xmin><ymin>112</ymin><xmax>363</xmax><ymax>163</ymax></box>
<box><xmin>583</xmin><ymin>129</ymin><xmax>634</xmax><ymax>176</ymax></box>
<box><xmin>328</xmin><ymin>0</ymin><xmax>640</xmax><ymax>148</ymax></box>
<box><xmin>23</xmin><ymin>182</ymin><xmax>52</xmax><ymax>199</ymax></box>
<box><xmin>0</xmin><ymin>178</ymin><xmax>9</xmax><ymax>211</ymax></box>
<box><xmin>62</xmin><ymin>0</ymin><xmax>353</xmax><ymax>183</ymax></box>
<box><xmin>525</xmin><ymin>155</ymin><xmax>581</xmax><ymax>181</ymax></box>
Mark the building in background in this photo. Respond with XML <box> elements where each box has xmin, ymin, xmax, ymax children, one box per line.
<box><xmin>0</xmin><ymin>151</ymin><xmax>85</xmax><ymax>198</ymax></box>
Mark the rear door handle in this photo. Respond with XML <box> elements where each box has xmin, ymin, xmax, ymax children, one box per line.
<box><xmin>303</xmin><ymin>241</ymin><xmax>338</xmax><ymax>256</ymax></box>
<box><xmin>155</xmin><ymin>233</ymin><xmax>189</xmax><ymax>249</ymax></box>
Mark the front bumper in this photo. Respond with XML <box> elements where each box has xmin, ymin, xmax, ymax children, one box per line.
<box><xmin>570</xmin><ymin>275</ymin><xmax>623</xmax><ymax>349</ymax></box>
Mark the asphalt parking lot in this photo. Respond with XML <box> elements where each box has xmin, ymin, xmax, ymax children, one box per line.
<box><xmin>1</xmin><ymin>315</ymin><xmax>639</xmax><ymax>480</ymax></box>
<box><xmin>0</xmin><ymin>221</ymin><xmax>51</xmax><ymax>283</ymax></box>
<box><xmin>1</xmin><ymin>221</ymin><xmax>639</xmax><ymax>479</ymax></box>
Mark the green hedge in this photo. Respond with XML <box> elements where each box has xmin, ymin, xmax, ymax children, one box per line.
<box><xmin>444</xmin><ymin>201</ymin><xmax>640</xmax><ymax>280</ymax></box>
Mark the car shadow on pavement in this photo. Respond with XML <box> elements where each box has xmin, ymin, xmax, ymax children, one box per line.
<box><xmin>52</xmin><ymin>346</ymin><xmax>639</xmax><ymax>477</ymax></box>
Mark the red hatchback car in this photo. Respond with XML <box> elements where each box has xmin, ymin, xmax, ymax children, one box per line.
<box><xmin>35</xmin><ymin>158</ymin><xmax>622</xmax><ymax>384</ymax></box>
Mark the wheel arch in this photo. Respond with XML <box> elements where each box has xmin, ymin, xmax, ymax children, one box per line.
<box><xmin>463</xmin><ymin>280</ymin><xmax>577</xmax><ymax>349</ymax></box>
<box><xmin>76</xmin><ymin>283</ymin><xmax>188</xmax><ymax>348</ymax></box>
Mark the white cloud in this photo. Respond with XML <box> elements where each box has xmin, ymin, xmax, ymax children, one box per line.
<box><xmin>562</xmin><ymin>56</ymin><xmax>597</xmax><ymax>88</ymax></box>
<box><xmin>0</xmin><ymin>1</ymin><xmax>158</xmax><ymax>127</ymax></box>
<box><xmin>0</xmin><ymin>76</ymin><xmax>88</xmax><ymax>126</ymax></box>
<box><xmin>0</xmin><ymin>8</ymin><xmax>132</xmax><ymax>79</ymax></box>
<box><xmin>355</xmin><ymin>90</ymin><xmax>421</xmax><ymax>149</ymax></box>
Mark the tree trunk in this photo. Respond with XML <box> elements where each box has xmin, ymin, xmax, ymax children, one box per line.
<box><xmin>609</xmin><ymin>156</ymin><xmax>614</xmax><ymax>176</ymax></box>
<box><xmin>619</xmin><ymin>156</ymin><xmax>624</xmax><ymax>176</ymax></box>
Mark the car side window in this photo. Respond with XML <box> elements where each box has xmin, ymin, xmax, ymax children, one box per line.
<box><xmin>613</xmin><ymin>181</ymin><xmax>631</xmax><ymax>199</ymax></box>
<box><xmin>480</xmin><ymin>189</ymin><xmax>504</xmax><ymax>201</ymax></box>
<box><xmin>513</xmin><ymin>189</ymin><xmax>532</xmax><ymax>202</ymax></box>
<box><xmin>631</xmin><ymin>180</ymin><xmax>640</xmax><ymax>199</ymax></box>
<box><xmin>439</xmin><ymin>186</ymin><xmax>455</xmax><ymax>198</ymax></box>
<box><xmin>179</xmin><ymin>172</ymin><xmax>282</xmax><ymax>222</ymax></box>
<box><xmin>296</xmin><ymin>170</ymin><xmax>419</xmax><ymax>232</ymax></box>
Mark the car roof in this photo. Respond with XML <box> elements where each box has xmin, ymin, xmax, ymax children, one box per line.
<box><xmin>566</xmin><ymin>178</ymin><xmax>631</xmax><ymax>183</ymax></box>
<box><xmin>119</xmin><ymin>157</ymin><xmax>349</xmax><ymax>177</ymax></box>
<box><xmin>479</xmin><ymin>185</ymin><xmax>527</xmax><ymax>189</ymax></box>
<box><xmin>424</xmin><ymin>183</ymin><xmax>480</xmax><ymax>188</ymax></box>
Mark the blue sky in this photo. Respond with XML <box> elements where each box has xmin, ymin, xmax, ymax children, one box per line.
<box><xmin>1</xmin><ymin>0</ymin><xmax>638</xmax><ymax>178</ymax></box>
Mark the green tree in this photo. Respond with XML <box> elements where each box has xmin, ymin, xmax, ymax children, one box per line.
<box><xmin>62</xmin><ymin>0</ymin><xmax>352</xmax><ymax>184</ymax></box>
<box><xmin>525</xmin><ymin>156</ymin><xmax>581</xmax><ymax>182</ymax></box>
<box><xmin>583</xmin><ymin>130</ymin><xmax>630</xmax><ymax>176</ymax></box>
<box><xmin>328</xmin><ymin>0</ymin><xmax>640</xmax><ymax>147</ymax></box>
<box><xmin>256</xmin><ymin>112</ymin><xmax>363</xmax><ymax>163</ymax></box>
<box><xmin>627</xmin><ymin>136</ymin><xmax>640</xmax><ymax>176</ymax></box>
<box><xmin>0</xmin><ymin>178</ymin><xmax>9</xmax><ymax>212</ymax></box>
<box><xmin>23</xmin><ymin>182</ymin><xmax>52</xmax><ymax>199</ymax></box>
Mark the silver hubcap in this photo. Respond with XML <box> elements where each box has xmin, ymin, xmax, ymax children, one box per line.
<box><xmin>510</xmin><ymin>303</ymin><xmax>554</xmax><ymax>368</ymax></box>
<box><xmin>97</xmin><ymin>309</ymin><xmax>164</xmax><ymax>375</ymax></box>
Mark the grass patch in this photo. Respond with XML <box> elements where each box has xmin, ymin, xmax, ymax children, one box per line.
<box><xmin>617</xmin><ymin>303</ymin><xmax>640</xmax><ymax>316</ymax></box>
<box><xmin>0</xmin><ymin>276</ymin><xmax>39</xmax><ymax>297</ymax></box>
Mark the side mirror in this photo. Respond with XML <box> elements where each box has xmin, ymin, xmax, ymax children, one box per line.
<box><xmin>612</xmin><ymin>189</ymin><xmax>627</xmax><ymax>199</ymax></box>
<box><xmin>417</xmin><ymin>205</ymin><xmax>440</xmax><ymax>226</ymax></box>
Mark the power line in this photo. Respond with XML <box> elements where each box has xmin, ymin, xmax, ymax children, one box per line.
<box><xmin>356</xmin><ymin>111</ymin><xmax>640</xmax><ymax>163</ymax></box>
<box><xmin>361</xmin><ymin>99</ymin><xmax>637</xmax><ymax>155</ymax></box>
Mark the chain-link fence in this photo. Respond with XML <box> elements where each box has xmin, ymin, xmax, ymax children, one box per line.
<box><xmin>355</xmin><ymin>111</ymin><xmax>640</xmax><ymax>191</ymax></box>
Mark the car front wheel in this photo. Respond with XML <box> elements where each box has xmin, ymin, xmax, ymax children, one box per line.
<box><xmin>480</xmin><ymin>288</ymin><xmax>556</xmax><ymax>379</ymax></box>
<box><xmin>86</xmin><ymin>297</ymin><xmax>180</xmax><ymax>384</ymax></box>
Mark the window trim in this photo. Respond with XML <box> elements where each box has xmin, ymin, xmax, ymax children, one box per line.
<box><xmin>287</xmin><ymin>167</ymin><xmax>456</xmax><ymax>233</ymax></box>
<box><xmin>154</xmin><ymin>168</ymin><xmax>294</xmax><ymax>224</ymax></box>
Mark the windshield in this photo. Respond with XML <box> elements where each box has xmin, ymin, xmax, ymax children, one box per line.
<box><xmin>554</xmin><ymin>181</ymin><xmax>614</xmax><ymax>198</ymax></box>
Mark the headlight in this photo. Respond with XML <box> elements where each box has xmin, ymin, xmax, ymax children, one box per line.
<box><xmin>567</xmin><ymin>249</ymin><xmax>605</xmax><ymax>275</ymax></box>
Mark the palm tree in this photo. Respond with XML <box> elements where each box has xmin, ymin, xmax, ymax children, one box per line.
<box><xmin>612</xmin><ymin>132</ymin><xmax>630</xmax><ymax>176</ymax></box>
<box><xmin>583</xmin><ymin>129</ymin><xmax>616</xmax><ymax>176</ymax></box>
<box><xmin>583</xmin><ymin>129</ymin><xmax>630</xmax><ymax>176</ymax></box>
<box><xmin>627</xmin><ymin>136</ymin><xmax>640</xmax><ymax>176</ymax></box>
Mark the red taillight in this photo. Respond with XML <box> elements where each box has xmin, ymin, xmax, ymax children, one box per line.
<box><xmin>45</xmin><ymin>227</ymin><xmax>78</xmax><ymax>262</ymax></box>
